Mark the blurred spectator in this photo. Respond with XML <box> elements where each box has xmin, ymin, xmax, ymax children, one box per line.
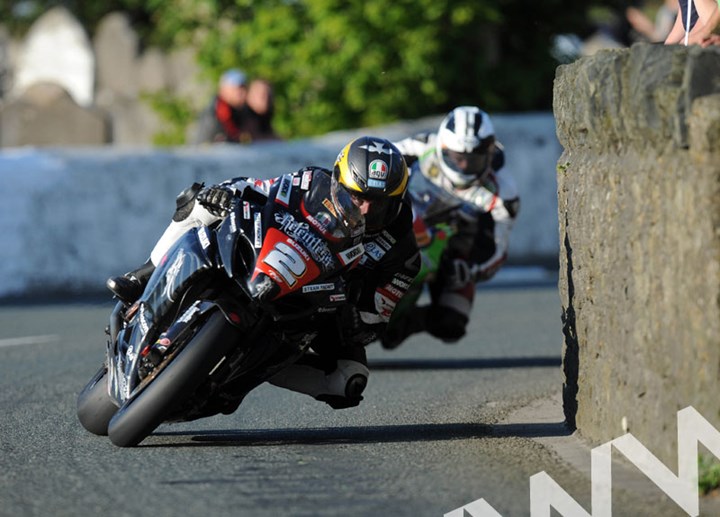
<box><xmin>701</xmin><ymin>33</ymin><xmax>720</xmax><ymax>45</ymax></box>
<box><xmin>246</xmin><ymin>78</ymin><xmax>280</xmax><ymax>141</ymax></box>
<box><xmin>193</xmin><ymin>68</ymin><xmax>253</xmax><ymax>144</ymax></box>
<box><xmin>695</xmin><ymin>0</ymin><xmax>720</xmax><ymax>45</ymax></box>
<box><xmin>580</xmin><ymin>6</ymin><xmax>634</xmax><ymax>56</ymax></box>
<box><xmin>626</xmin><ymin>0</ymin><xmax>678</xmax><ymax>42</ymax></box>
<box><xmin>664</xmin><ymin>0</ymin><xmax>719</xmax><ymax>45</ymax></box>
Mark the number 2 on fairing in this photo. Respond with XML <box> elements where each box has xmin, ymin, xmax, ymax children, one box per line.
<box><xmin>263</xmin><ymin>242</ymin><xmax>306</xmax><ymax>287</ymax></box>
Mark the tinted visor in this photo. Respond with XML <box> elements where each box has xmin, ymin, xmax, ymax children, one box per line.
<box><xmin>328</xmin><ymin>174</ymin><xmax>365</xmax><ymax>232</ymax></box>
<box><xmin>348</xmin><ymin>191</ymin><xmax>401</xmax><ymax>232</ymax></box>
<box><xmin>441</xmin><ymin>149</ymin><xmax>491</xmax><ymax>178</ymax></box>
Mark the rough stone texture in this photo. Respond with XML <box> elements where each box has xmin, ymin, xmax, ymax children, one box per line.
<box><xmin>555</xmin><ymin>43</ymin><xmax>720</xmax><ymax>465</ymax></box>
<box><xmin>94</xmin><ymin>12</ymin><xmax>139</xmax><ymax>100</ymax></box>
<box><xmin>0</xmin><ymin>10</ymin><xmax>211</xmax><ymax>147</ymax></box>
<box><xmin>0</xmin><ymin>83</ymin><xmax>108</xmax><ymax>146</ymax></box>
<box><xmin>11</xmin><ymin>7</ymin><xmax>94</xmax><ymax>107</ymax></box>
<box><xmin>0</xmin><ymin>113</ymin><xmax>560</xmax><ymax>298</ymax></box>
<box><xmin>100</xmin><ymin>95</ymin><xmax>163</xmax><ymax>147</ymax></box>
<box><xmin>137</xmin><ymin>47</ymin><xmax>169</xmax><ymax>93</ymax></box>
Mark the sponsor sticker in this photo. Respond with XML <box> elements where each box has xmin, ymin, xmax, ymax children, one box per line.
<box><xmin>322</xmin><ymin>198</ymin><xmax>337</xmax><ymax>217</ymax></box>
<box><xmin>376</xmin><ymin>236</ymin><xmax>392</xmax><ymax>251</ymax></box>
<box><xmin>381</xmin><ymin>284</ymin><xmax>404</xmax><ymax>299</ymax></box>
<box><xmin>275</xmin><ymin>212</ymin><xmax>335</xmax><ymax>270</ymax></box>
<box><xmin>302</xmin><ymin>283</ymin><xmax>336</xmax><ymax>293</ymax></box>
<box><xmin>368</xmin><ymin>159</ymin><xmax>389</xmax><ymax>179</ymax></box>
<box><xmin>381</xmin><ymin>230</ymin><xmax>397</xmax><ymax>245</ymax></box>
<box><xmin>397</xmin><ymin>272</ymin><xmax>415</xmax><ymax>283</ymax></box>
<box><xmin>337</xmin><ymin>243</ymin><xmax>364</xmax><ymax>265</ymax></box>
<box><xmin>198</xmin><ymin>227</ymin><xmax>211</xmax><ymax>249</ymax></box>
<box><xmin>177</xmin><ymin>303</ymin><xmax>200</xmax><ymax>323</ymax></box>
<box><xmin>254</xmin><ymin>212</ymin><xmax>263</xmax><ymax>248</ymax></box>
<box><xmin>276</xmin><ymin>174</ymin><xmax>293</xmax><ymax>206</ymax></box>
<box><xmin>391</xmin><ymin>277</ymin><xmax>410</xmax><ymax>290</ymax></box>
<box><xmin>162</xmin><ymin>250</ymin><xmax>185</xmax><ymax>302</ymax></box>
<box><xmin>138</xmin><ymin>303</ymin><xmax>150</xmax><ymax>336</ymax></box>
<box><xmin>368</xmin><ymin>178</ymin><xmax>386</xmax><ymax>189</ymax></box>
<box><xmin>364</xmin><ymin>241</ymin><xmax>386</xmax><ymax>262</ymax></box>
<box><xmin>301</xmin><ymin>169</ymin><xmax>312</xmax><ymax>190</ymax></box>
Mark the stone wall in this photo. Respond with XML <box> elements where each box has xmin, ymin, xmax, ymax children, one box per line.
<box><xmin>554</xmin><ymin>43</ymin><xmax>720</xmax><ymax>464</ymax></box>
<box><xmin>0</xmin><ymin>8</ymin><xmax>210</xmax><ymax>147</ymax></box>
<box><xmin>0</xmin><ymin>113</ymin><xmax>562</xmax><ymax>298</ymax></box>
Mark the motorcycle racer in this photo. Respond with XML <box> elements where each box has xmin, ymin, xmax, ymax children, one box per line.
<box><xmin>388</xmin><ymin>106</ymin><xmax>520</xmax><ymax>346</ymax></box>
<box><xmin>106</xmin><ymin>136</ymin><xmax>419</xmax><ymax>409</ymax></box>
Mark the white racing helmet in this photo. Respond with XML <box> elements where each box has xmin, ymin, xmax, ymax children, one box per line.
<box><xmin>436</xmin><ymin>106</ymin><xmax>496</xmax><ymax>188</ymax></box>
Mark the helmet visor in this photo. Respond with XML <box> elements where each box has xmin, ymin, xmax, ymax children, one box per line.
<box><xmin>329</xmin><ymin>174</ymin><xmax>365</xmax><ymax>232</ymax></box>
<box><xmin>440</xmin><ymin>149</ymin><xmax>491</xmax><ymax>179</ymax></box>
<box><xmin>348</xmin><ymin>191</ymin><xmax>400</xmax><ymax>232</ymax></box>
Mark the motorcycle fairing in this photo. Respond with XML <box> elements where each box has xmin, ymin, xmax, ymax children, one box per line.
<box><xmin>252</xmin><ymin>227</ymin><xmax>321</xmax><ymax>298</ymax></box>
<box><xmin>240</xmin><ymin>173</ymin><xmax>363</xmax><ymax>305</ymax></box>
<box><xmin>107</xmin><ymin>227</ymin><xmax>216</xmax><ymax>402</ymax></box>
<box><xmin>407</xmin><ymin>165</ymin><xmax>464</xmax><ymax>226</ymax></box>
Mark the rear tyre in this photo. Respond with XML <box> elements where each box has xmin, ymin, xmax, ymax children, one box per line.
<box><xmin>77</xmin><ymin>366</ymin><xmax>118</xmax><ymax>436</ymax></box>
<box><xmin>107</xmin><ymin>311</ymin><xmax>238</xmax><ymax>447</ymax></box>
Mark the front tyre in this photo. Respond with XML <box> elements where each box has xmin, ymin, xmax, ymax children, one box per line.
<box><xmin>77</xmin><ymin>366</ymin><xmax>118</xmax><ymax>436</ymax></box>
<box><xmin>108</xmin><ymin>311</ymin><xmax>239</xmax><ymax>447</ymax></box>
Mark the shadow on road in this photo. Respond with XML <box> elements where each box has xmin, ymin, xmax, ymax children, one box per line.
<box><xmin>368</xmin><ymin>356</ymin><xmax>561</xmax><ymax>370</ymax></box>
<box><xmin>150</xmin><ymin>420</ymin><xmax>571</xmax><ymax>447</ymax></box>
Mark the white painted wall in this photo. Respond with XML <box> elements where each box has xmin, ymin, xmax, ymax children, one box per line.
<box><xmin>0</xmin><ymin>113</ymin><xmax>560</xmax><ymax>297</ymax></box>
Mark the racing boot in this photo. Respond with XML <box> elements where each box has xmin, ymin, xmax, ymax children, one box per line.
<box><xmin>380</xmin><ymin>306</ymin><xmax>428</xmax><ymax>349</ymax></box>
<box><xmin>106</xmin><ymin>259</ymin><xmax>155</xmax><ymax>304</ymax></box>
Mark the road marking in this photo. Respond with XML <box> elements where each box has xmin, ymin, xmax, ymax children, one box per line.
<box><xmin>0</xmin><ymin>335</ymin><xmax>60</xmax><ymax>348</ymax></box>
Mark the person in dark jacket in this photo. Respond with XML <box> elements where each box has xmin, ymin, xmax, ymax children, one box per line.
<box><xmin>193</xmin><ymin>69</ymin><xmax>254</xmax><ymax>144</ymax></box>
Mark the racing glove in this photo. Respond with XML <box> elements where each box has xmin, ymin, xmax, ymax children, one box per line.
<box><xmin>197</xmin><ymin>185</ymin><xmax>233</xmax><ymax>217</ymax></box>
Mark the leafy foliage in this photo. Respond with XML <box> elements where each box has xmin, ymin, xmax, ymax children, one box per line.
<box><xmin>182</xmin><ymin>0</ymin><xmax>603</xmax><ymax>137</ymax></box>
<box><xmin>141</xmin><ymin>91</ymin><xmax>195</xmax><ymax>146</ymax></box>
<box><xmin>699</xmin><ymin>455</ymin><xmax>720</xmax><ymax>495</ymax></box>
<box><xmin>2</xmin><ymin>0</ymin><xmax>627</xmax><ymax>138</ymax></box>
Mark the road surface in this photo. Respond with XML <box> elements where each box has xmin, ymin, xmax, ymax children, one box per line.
<box><xmin>0</xmin><ymin>273</ymin><xmax>698</xmax><ymax>516</ymax></box>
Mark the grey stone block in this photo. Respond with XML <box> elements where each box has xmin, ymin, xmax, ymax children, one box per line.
<box><xmin>0</xmin><ymin>82</ymin><xmax>108</xmax><ymax>146</ymax></box>
<box><xmin>555</xmin><ymin>43</ymin><xmax>720</xmax><ymax>465</ymax></box>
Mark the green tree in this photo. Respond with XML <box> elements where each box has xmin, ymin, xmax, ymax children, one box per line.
<box><xmin>159</xmin><ymin>0</ymin><xmax>602</xmax><ymax>138</ymax></box>
<box><xmin>1</xmin><ymin>0</ymin><xmax>624</xmax><ymax>139</ymax></box>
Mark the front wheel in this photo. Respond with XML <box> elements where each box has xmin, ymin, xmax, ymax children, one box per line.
<box><xmin>77</xmin><ymin>366</ymin><xmax>118</xmax><ymax>436</ymax></box>
<box><xmin>107</xmin><ymin>311</ymin><xmax>239</xmax><ymax>447</ymax></box>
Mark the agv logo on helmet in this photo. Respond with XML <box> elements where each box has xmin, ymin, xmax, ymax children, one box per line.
<box><xmin>368</xmin><ymin>159</ymin><xmax>389</xmax><ymax>188</ymax></box>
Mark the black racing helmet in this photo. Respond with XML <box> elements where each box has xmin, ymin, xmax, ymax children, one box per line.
<box><xmin>332</xmin><ymin>136</ymin><xmax>409</xmax><ymax>232</ymax></box>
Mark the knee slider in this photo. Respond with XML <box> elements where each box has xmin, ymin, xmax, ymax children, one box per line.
<box><xmin>345</xmin><ymin>374</ymin><xmax>367</xmax><ymax>399</ymax></box>
<box><xmin>173</xmin><ymin>182</ymin><xmax>204</xmax><ymax>222</ymax></box>
<box><xmin>318</xmin><ymin>359</ymin><xmax>369</xmax><ymax>409</ymax></box>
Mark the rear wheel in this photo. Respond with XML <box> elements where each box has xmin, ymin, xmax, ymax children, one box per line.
<box><xmin>107</xmin><ymin>311</ymin><xmax>239</xmax><ymax>447</ymax></box>
<box><xmin>77</xmin><ymin>366</ymin><xmax>118</xmax><ymax>436</ymax></box>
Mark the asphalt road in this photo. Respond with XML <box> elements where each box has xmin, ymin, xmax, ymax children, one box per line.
<box><xmin>0</xmin><ymin>275</ymin><xmax>692</xmax><ymax>516</ymax></box>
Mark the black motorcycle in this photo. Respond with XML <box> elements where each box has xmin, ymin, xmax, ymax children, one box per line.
<box><xmin>77</xmin><ymin>171</ymin><xmax>365</xmax><ymax>447</ymax></box>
